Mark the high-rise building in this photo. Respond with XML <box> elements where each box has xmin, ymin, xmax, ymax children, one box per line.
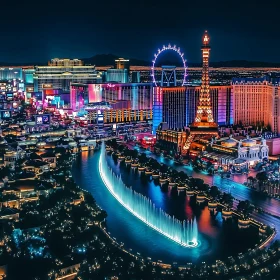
<box><xmin>105</xmin><ymin>69</ymin><xmax>128</xmax><ymax>83</ymax></box>
<box><xmin>182</xmin><ymin>31</ymin><xmax>218</xmax><ymax>153</ymax></box>
<box><xmin>152</xmin><ymin>85</ymin><xmax>232</xmax><ymax>134</ymax></box>
<box><xmin>232</xmin><ymin>77</ymin><xmax>280</xmax><ymax>135</ymax></box>
<box><xmin>23</xmin><ymin>68</ymin><xmax>35</xmax><ymax>84</ymax></box>
<box><xmin>0</xmin><ymin>67</ymin><xmax>23</xmax><ymax>80</ymax></box>
<box><xmin>70</xmin><ymin>83</ymin><xmax>103</xmax><ymax>111</ymax></box>
<box><xmin>48</xmin><ymin>58</ymin><xmax>83</xmax><ymax>66</ymax></box>
<box><xmin>70</xmin><ymin>82</ymin><xmax>153</xmax><ymax>111</ymax></box>
<box><xmin>186</xmin><ymin>85</ymin><xmax>233</xmax><ymax>126</ymax></box>
<box><xmin>163</xmin><ymin>87</ymin><xmax>185</xmax><ymax>129</ymax></box>
<box><xmin>34</xmin><ymin>58</ymin><xmax>102</xmax><ymax>92</ymax></box>
<box><xmin>131</xmin><ymin>71</ymin><xmax>140</xmax><ymax>83</ymax></box>
<box><xmin>104</xmin><ymin>58</ymin><xmax>130</xmax><ymax>83</ymax></box>
<box><xmin>115</xmin><ymin>58</ymin><xmax>129</xmax><ymax>69</ymax></box>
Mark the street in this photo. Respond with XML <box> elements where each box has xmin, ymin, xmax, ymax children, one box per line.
<box><xmin>127</xmin><ymin>143</ymin><xmax>280</xmax><ymax>234</ymax></box>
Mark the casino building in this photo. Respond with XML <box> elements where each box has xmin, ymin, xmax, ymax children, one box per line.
<box><xmin>185</xmin><ymin>85</ymin><xmax>233</xmax><ymax>126</ymax></box>
<box><xmin>33</xmin><ymin>59</ymin><xmax>102</xmax><ymax>92</ymax></box>
<box><xmin>232</xmin><ymin>76</ymin><xmax>280</xmax><ymax>135</ymax></box>
<box><xmin>152</xmin><ymin>85</ymin><xmax>233</xmax><ymax>133</ymax></box>
<box><xmin>70</xmin><ymin>82</ymin><xmax>153</xmax><ymax>111</ymax></box>
<box><xmin>203</xmin><ymin>135</ymin><xmax>269</xmax><ymax>172</ymax></box>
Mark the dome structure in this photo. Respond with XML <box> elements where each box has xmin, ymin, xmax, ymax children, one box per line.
<box><xmin>221</xmin><ymin>135</ymin><xmax>238</xmax><ymax>148</ymax></box>
<box><xmin>241</xmin><ymin>136</ymin><xmax>256</xmax><ymax>147</ymax></box>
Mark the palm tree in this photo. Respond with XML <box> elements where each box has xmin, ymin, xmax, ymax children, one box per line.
<box><xmin>138</xmin><ymin>153</ymin><xmax>147</xmax><ymax>164</ymax></box>
<box><xmin>220</xmin><ymin>192</ymin><xmax>234</xmax><ymax>209</ymax></box>
<box><xmin>237</xmin><ymin>200</ymin><xmax>254</xmax><ymax>218</ymax></box>
<box><xmin>209</xmin><ymin>186</ymin><xmax>220</xmax><ymax>201</ymax></box>
<box><xmin>247</xmin><ymin>176</ymin><xmax>254</xmax><ymax>186</ymax></box>
<box><xmin>256</xmin><ymin>171</ymin><xmax>268</xmax><ymax>191</ymax></box>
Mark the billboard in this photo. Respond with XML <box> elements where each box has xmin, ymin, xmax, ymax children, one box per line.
<box><xmin>6</xmin><ymin>93</ymin><xmax>13</xmax><ymax>101</ymax></box>
<box><xmin>97</xmin><ymin>113</ymin><xmax>104</xmax><ymax>127</ymax></box>
<box><xmin>0</xmin><ymin>110</ymin><xmax>11</xmax><ymax>119</ymax></box>
<box><xmin>18</xmin><ymin>83</ymin><xmax>24</xmax><ymax>92</ymax></box>
<box><xmin>35</xmin><ymin>114</ymin><xmax>50</xmax><ymax>125</ymax></box>
<box><xmin>42</xmin><ymin>84</ymin><xmax>53</xmax><ymax>89</ymax></box>
<box><xmin>12</xmin><ymin>102</ymin><xmax>19</xmax><ymax>109</ymax></box>
<box><xmin>88</xmin><ymin>84</ymin><xmax>102</xmax><ymax>103</ymax></box>
<box><xmin>26</xmin><ymin>87</ymin><xmax>34</xmax><ymax>92</ymax></box>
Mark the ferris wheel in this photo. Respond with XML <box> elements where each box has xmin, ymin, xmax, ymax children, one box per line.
<box><xmin>151</xmin><ymin>44</ymin><xmax>188</xmax><ymax>87</ymax></box>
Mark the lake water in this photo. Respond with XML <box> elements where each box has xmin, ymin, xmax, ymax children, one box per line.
<box><xmin>72</xmin><ymin>150</ymin><xmax>259</xmax><ymax>265</ymax></box>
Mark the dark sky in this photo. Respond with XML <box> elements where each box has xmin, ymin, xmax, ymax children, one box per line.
<box><xmin>1</xmin><ymin>0</ymin><xmax>279</xmax><ymax>63</ymax></box>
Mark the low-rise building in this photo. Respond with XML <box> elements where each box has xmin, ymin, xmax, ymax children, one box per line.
<box><xmin>204</xmin><ymin>135</ymin><xmax>269</xmax><ymax>173</ymax></box>
<box><xmin>23</xmin><ymin>160</ymin><xmax>50</xmax><ymax>175</ymax></box>
<box><xmin>0</xmin><ymin>207</ymin><xmax>20</xmax><ymax>220</ymax></box>
<box><xmin>156</xmin><ymin>123</ymin><xmax>188</xmax><ymax>155</ymax></box>
<box><xmin>266</xmin><ymin>138</ymin><xmax>280</xmax><ymax>156</ymax></box>
<box><xmin>4</xmin><ymin>151</ymin><xmax>19</xmax><ymax>169</ymax></box>
<box><xmin>40</xmin><ymin>152</ymin><xmax>57</xmax><ymax>169</ymax></box>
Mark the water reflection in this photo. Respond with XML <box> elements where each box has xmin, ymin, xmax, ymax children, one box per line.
<box><xmin>72</xmin><ymin>151</ymin><xmax>260</xmax><ymax>264</ymax></box>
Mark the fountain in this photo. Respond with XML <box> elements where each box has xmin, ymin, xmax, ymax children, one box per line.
<box><xmin>99</xmin><ymin>143</ymin><xmax>198</xmax><ymax>248</ymax></box>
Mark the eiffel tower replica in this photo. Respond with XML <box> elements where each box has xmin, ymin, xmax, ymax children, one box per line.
<box><xmin>182</xmin><ymin>31</ymin><xmax>218</xmax><ymax>154</ymax></box>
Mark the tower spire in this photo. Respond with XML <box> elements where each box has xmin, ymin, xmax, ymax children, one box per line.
<box><xmin>182</xmin><ymin>30</ymin><xmax>218</xmax><ymax>154</ymax></box>
<box><xmin>195</xmin><ymin>30</ymin><xmax>214</xmax><ymax>123</ymax></box>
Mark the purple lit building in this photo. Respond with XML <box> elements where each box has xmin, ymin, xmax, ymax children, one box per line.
<box><xmin>152</xmin><ymin>85</ymin><xmax>233</xmax><ymax>133</ymax></box>
<box><xmin>70</xmin><ymin>82</ymin><xmax>153</xmax><ymax>111</ymax></box>
<box><xmin>185</xmin><ymin>85</ymin><xmax>233</xmax><ymax>126</ymax></box>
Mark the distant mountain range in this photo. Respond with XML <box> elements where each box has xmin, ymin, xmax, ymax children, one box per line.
<box><xmin>1</xmin><ymin>54</ymin><xmax>280</xmax><ymax>68</ymax></box>
<box><xmin>83</xmin><ymin>54</ymin><xmax>280</xmax><ymax>68</ymax></box>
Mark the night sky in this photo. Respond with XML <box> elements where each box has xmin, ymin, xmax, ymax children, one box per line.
<box><xmin>1</xmin><ymin>0</ymin><xmax>279</xmax><ymax>63</ymax></box>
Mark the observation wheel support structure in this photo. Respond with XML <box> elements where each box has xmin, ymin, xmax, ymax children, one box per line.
<box><xmin>151</xmin><ymin>44</ymin><xmax>188</xmax><ymax>87</ymax></box>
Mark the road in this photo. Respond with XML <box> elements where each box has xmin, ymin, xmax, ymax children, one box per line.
<box><xmin>127</xmin><ymin>143</ymin><xmax>280</xmax><ymax>234</ymax></box>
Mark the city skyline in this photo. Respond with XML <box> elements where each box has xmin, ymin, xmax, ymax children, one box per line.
<box><xmin>2</xmin><ymin>0</ymin><xmax>280</xmax><ymax>63</ymax></box>
<box><xmin>0</xmin><ymin>12</ymin><xmax>280</xmax><ymax>277</ymax></box>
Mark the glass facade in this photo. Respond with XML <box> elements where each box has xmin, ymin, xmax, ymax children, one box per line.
<box><xmin>0</xmin><ymin>68</ymin><xmax>22</xmax><ymax>80</ymax></box>
<box><xmin>232</xmin><ymin>77</ymin><xmax>280</xmax><ymax>134</ymax></box>
<box><xmin>105</xmin><ymin>69</ymin><xmax>128</xmax><ymax>83</ymax></box>
<box><xmin>23</xmin><ymin>68</ymin><xmax>35</xmax><ymax>84</ymax></box>
<box><xmin>34</xmin><ymin>65</ymin><xmax>102</xmax><ymax>92</ymax></box>
<box><xmin>71</xmin><ymin>83</ymin><xmax>153</xmax><ymax>111</ymax></box>
<box><xmin>99</xmin><ymin>83</ymin><xmax>153</xmax><ymax>110</ymax></box>
<box><xmin>186</xmin><ymin>85</ymin><xmax>233</xmax><ymax>125</ymax></box>
<box><xmin>70</xmin><ymin>84</ymin><xmax>90</xmax><ymax>111</ymax></box>
<box><xmin>152</xmin><ymin>87</ymin><xmax>163</xmax><ymax>134</ymax></box>
<box><xmin>162</xmin><ymin>87</ymin><xmax>187</xmax><ymax>129</ymax></box>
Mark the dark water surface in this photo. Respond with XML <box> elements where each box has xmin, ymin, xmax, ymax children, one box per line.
<box><xmin>72</xmin><ymin>151</ymin><xmax>259</xmax><ymax>265</ymax></box>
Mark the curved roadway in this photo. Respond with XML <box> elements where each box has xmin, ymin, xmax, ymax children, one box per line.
<box><xmin>129</xmin><ymin>144</ymin><xmax>280</xmax><ymax>235</ymax></box>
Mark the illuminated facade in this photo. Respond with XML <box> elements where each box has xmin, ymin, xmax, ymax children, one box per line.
<box><xmin>0</xmin><ymin>67</ymin><xmax>23</xmax><ymax>80</ymax></box>
<box><xmin>152</xmin><ymin>87</ymin><xmax>163</xmax><ymax>134</ymax></box>
<box><xmin>156</xmin><ymin>124</ymin><xmax>188</xmax><ymax>154</ymax></box>
<box><xmin>70</xmin><ymin>83</ymin><xmax>102</xmax><ymax>111</ymax></box>
<box><xmin>186</xmin><ymin>85</ymin><xmax>233</xmax><ymax>125</ymax></box>
<box><xmin>152</xmin><ymin>84</ymin><xmax>232</xmax><ymax>134</ymax></box>
<box><xmin>183</xmin><ymin>31</ymin><xmax>218</xmax><ymax>153</ymax></box>
<box><xmin>70</xmin><ymin>82</ymin><xmax>153</xmax><ymax>111</ymax></box>
<box><xmin>232</xmin><ymin>77</ymin><xmax>280</xmax><ymax>135</ymax></box>
<box><xmin>34</xmin><ymin>59</ymin><xmax>102</xmax><ymax>92</ymax></box>
<box><xmin>205</xmin><ymin>135</ymin><xmax>269</xmax><ymax>172</ymax></box>
<box><xmin>48</xmin><ymin>58</ymin><xmax>83</xmax><ymax>66</ymax></box>
<box><xmin>161</xmin><ymin>87</ymin><xmax>186</xmax><ymax>129</ymax></box>
<box><xmin>87</xmin><ymin>108</ymin><xmax>152</xmax><ymax>124</ymax></box>
<box><xmin>105</xmin><ymin>69</ymin><xmax>128</xmax><ymax>83</ymax></box>
<box><xmin>115</xmin><ymin>58</ymin><xmax>129</xmax><ymax>69</ymax></box>
<box><xmin>23</xmin><ymin>68</ymin><xmax>35</xmax><ymax>84</ymax></box>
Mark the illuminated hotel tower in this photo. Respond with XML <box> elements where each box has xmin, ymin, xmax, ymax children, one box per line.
<box><xmin>183</xmin><ymin>31</ymin><xmax>218</xmax><ymax>153</ymax></box>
